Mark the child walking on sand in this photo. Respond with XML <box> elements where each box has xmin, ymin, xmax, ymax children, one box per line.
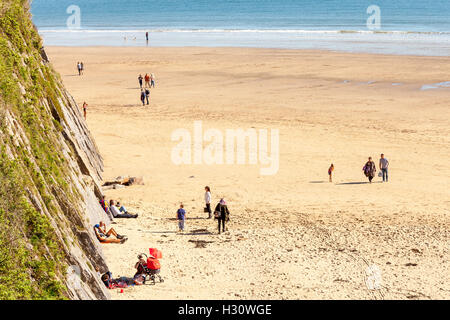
<box><xmin>328</xmin><ymin>164</ymin><xmax>334</xmax><ymax>182</ymax></box>
<box><xmin>177</xmin><ymin>203</ymin><xmax>186</xmax><ymax>232</ymax></box>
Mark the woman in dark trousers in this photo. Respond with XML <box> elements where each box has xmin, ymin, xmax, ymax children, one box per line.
<box><xmin>214</xmin><ymin>198</ymin><xmax>230</xmax><ymax>234</ymax></box>
<box><xmin>205</xmin><ymin>186</ymin><xmax>212</xmax><ymax>219</ymax></box>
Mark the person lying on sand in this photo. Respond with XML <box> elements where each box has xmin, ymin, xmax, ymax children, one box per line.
<box><xmin>94</xmin><ymin>221</ymin><xmax>127</xmax><ymax>244</ymax></box>
<box><xmin>101</xmin><ymin>271</ymin><xmax>144</xmax><ymax>289</ymax></box>
<box><xmin>109</xmin><ymin>200</ymin><xmax>138</xmax><ymax>218</ymax></box>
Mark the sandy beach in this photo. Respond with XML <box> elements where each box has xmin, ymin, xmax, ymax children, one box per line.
<box><xmin>46</xmin><ymin>46</ymin><xmax>450</xmax><ymax>300</ymax></box>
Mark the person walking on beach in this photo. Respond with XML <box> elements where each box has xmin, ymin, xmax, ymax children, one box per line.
<box><xmin>214</xmin><ymin>198</ymin><xmax>230</xmax><ymax>234</ymax></box>
<box><xmin>145</xmin><ymin>88</ymin><xmax>150</xmax><ymax>105</ymax></box>
<box><xmin>363</xmin><ymin>157</ymin><xmax>377</xmax><ymax>183</ymax></box>
<box><xmin>379</xmin><ymin>153</ymin><xmax>389</xmax><ymax>182</ymax></box>
<box><xmin>77</xmin><ymin>62</ymin><xmax>82</xmax><ymax>76</ymax></box>
<box><xmin>138</xmin><ymin>74</ymin><xmax>143</xmax><ymax>88</ymax></box>
<box><xmin>140</xmin><ymin>89</ymin><xmax>146</xmax><ymax>106</ymax></box>
<box><xmin>82</xmin><ymin>102</ymin><xmax>88</xmax><ymax>119</ymax></box>
<box><xmin>146</xmin><ymin>31</ymin><xmax>149</xmax><ymax>41</ymax></box>
<box><xmin>80</xmin><ymin>62</ymin><xmax>84</xmax><ymax>74</ymax></box>
<box><xmin>177</xmin><ymin>203</ymin><xmax>186</xmax><ymax>232</ymax></box>
<box><xmin>144</xmin><ymin>73</ymin><xmax>150</xmax><ymax>88</ymax></box>
<box><xmin>328</xmin><ymin>164</ymin><xmax>334</xmax><ymax>182</ymax></box>
<box><xmin>205</xmin><ymin>186</ymin><xmax>212</xmax><ymax>219</ymax></box>
<box><xmin>150</xmin><ymin>73</ymin><xmax>155</xmax><ymax>88</ymax></box>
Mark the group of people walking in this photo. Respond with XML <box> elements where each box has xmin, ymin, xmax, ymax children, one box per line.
<box><xmin>362</xmin><ymin>153</ymin><xmax>389</xmax><ymax>183</ymax></box>
<box><xmin>328</xmin><ymin>153</ymin><xmax>390</xmax><ymax>183</ymax></box>
<box><xmin>176</xmin><ymin>186</ymin><xmax>231</xmax><ymax>235</ymax></box>
<box><xmin>138</xmin><ymin>73</ymin><xmax>155</xmax><ymax>106</ymax></box>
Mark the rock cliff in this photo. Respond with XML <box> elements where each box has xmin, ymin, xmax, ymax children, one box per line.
<box><xmin>0</xmin><ymin>0</ymin><xmax>111</xmax><ymax>299</ymax></box>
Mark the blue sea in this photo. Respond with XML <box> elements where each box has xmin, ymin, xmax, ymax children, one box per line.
<box><xmin>31</xmin><ymin>0</ymin><xmax>450</xmax><ymax>55</ymax></box>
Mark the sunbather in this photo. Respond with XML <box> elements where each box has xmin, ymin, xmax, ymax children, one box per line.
<box><xmin>109</xmin><ymin>200</ymin><xmax>138</xmax><ymax>218</ymax></box>
<box><xmin>101</xmin><ymin>271</ymin><xmax>144</xmax><ymax>289</ymax></box>
<box><xmin>94</xmin><ymin>221</ymin><xmax>127</xmax><ymax>244</ymax></box>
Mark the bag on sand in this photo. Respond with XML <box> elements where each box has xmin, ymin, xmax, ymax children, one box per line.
<box><xmin>378</xmin><ymin>171</ymin><xmax>383</xmax><ymax>177</ymax></box>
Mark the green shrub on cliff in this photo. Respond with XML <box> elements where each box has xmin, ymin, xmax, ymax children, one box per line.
<box><xmin>0</xmin><ymin>0</ymin><xmax>82</xmax><ymax>300</ymax></box>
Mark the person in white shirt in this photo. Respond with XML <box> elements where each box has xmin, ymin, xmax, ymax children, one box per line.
<box><xmin>109</xmin><ymin>200</ymin><xmax>138</xmax><ymax>218</ymax></box>
<box><xmin>379</xmin><ymin>153</ymin><xmax>389</xmax><ymax>182</ymax></box>
<box><xmin>205</xmin><ymin>186</ymin><xmax>212</xmax><ymax>219</ymax></box>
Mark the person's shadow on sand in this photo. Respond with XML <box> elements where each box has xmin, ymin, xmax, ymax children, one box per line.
<box><xmin>336</xmin><ymin>181</ymin><xmax>382</xmax><ymax>185</ymax></box>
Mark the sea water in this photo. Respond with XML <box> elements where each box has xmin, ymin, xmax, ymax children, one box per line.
<box><xmin>31</xmin><ymin>0</ymin><xmax>450</xmax><ymax>55</ymax></box>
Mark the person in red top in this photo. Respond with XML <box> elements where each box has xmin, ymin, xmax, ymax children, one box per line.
<box><xmin>144</xmin><ymin>73</ymin><xmax>150</xmax><ymax>88</ymax></box>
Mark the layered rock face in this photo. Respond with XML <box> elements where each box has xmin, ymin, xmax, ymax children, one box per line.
<box><xmin>0</xmin><ymin>0</ymin><xmax>111</xmax><ymax>299</ymax></box>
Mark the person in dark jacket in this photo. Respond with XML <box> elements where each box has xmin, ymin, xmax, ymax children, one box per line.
<box><xmin>363</xmin><ymin>157</ymin><xmax>377</xmax><ymax>183</ymax></box>
<box><xmin>140</xmin><ymin>89</ymin><xmax>146</xmax><ymax>106</ymax></box>
<box><xmin>214</xmin><ymin>198</ymin><xmax>230</xmax><ymax>234</ymax></box>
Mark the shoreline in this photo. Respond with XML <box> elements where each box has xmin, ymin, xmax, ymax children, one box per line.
<box><xmin>40</xmin><ymin>30</ymin><xmax>450</xmax><ymax>56</ymax></box>
<box><xmin>45</xmin><ymin>45</ymin><xmax>450</xmax><ymax>59</ymax></box>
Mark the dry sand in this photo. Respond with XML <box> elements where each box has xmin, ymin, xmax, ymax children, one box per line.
<box><xmin>47</xmin><ymin>46</ymin><xmax>450</xmax><ymax>299</ymax></box>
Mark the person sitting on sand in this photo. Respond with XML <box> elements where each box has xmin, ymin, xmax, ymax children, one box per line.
<box><xmin>363</xmin><ymin>157</ymin><xmax>377</xmax><ymax>183</ymax></box>
<box><xmin>214</xmin><ymin>198</ymin><xmax>230</xmax><ymax>234</ymax></box>
<box><xmin>94</xmin><ymin>221</ymin><xmax>127</xmax><ymax>244</ymax></box>
<box><xmin>109</xmin><ymin>200</ymin><xmax>138</xmax><ymax>218</ymax></box>
<box><xmin>177</xmin><ymin>203</ymin><xmax>186</xmax><ymax>232</ymax></box>
<box><xmin>99</xmin><ymin>195</ymin><xmax>114</xmax><ymax>220</ymax></box>
<box><xmin>328</xmin><ymin>164</ymin><xmax>334</xmax><ymax>182</ymax></box>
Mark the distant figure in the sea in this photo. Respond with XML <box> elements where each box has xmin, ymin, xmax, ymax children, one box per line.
<box><xmin>82</xmin><ymin>102</ymin><xmax>88</xmax><ymax>119</ymax></box>
<box><xmin>77</xmin><ymin>62</ymin><xmax>82</xmax><ymax>76</ymax></box>
<box><xmin>144</xmin><ymin>73</ymin><xmax>151</xmax><ymax>88</ymax></box>
<box><xmin>140</xmin><ymin>89</ymin><xmax>146</xmax><ymax>106</ymax></box>
<box><xmin>146</xmin><ymin>31</ymin><xmax>149</xmax><ymax>42</ymax></box>
<box><xmin>379</xmin><ymin>153</ymin><xmax>389</xmax><ymax>182</ymax></box>
<box><xmin>363</xmin><ymin>157</ymin><xmax>377</xmax><ymax>183</ymax></box>
<box><xmin>138</xmin><ymin>74</ymin><xmax>143</xmax><ymax>88</ymax></box>
<box><xmin>204</xmin><ymin>186</ymin><xmax>212</xmax><ymax>219</ymax></box>
<box><xmin>150</xmin><ymin>73</ymin><xmax>155</xmax><ymax>88</ymax></box>
<box><xmin>177</xmin><ymin>203</ymin><xmax>186</xmax><ymax>232</ymax></box>
<box><xmin>145</xmin><ymin>88</ymin><xmax>150</xmax><ymax>105</ymax></box>
<box><xmin>328</xmin><ymin>164</ymin><xmax>334</xmax><ymax>182</ymax></box>
<box><xmin>214</xmin><ymin>198</ymin><xmax>230</xmax><ymax>234</ymax></box>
